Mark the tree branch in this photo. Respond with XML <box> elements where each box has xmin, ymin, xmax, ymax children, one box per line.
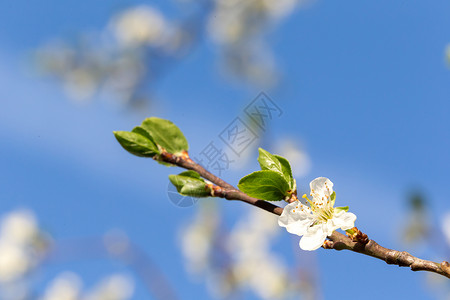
<box><xmin>160</xmin><ymin>151</ymin><xmax>450</xmax><ymax>279</ymax></box>
<box><xmin>327</xmin><ymin>231</ymin><xmax>450</xmax><ymax>278</ymax></box>
<box><xmin>160</xmin><ymin>152</ymin><xmax>283</xmax><ymax>215</ymax></box>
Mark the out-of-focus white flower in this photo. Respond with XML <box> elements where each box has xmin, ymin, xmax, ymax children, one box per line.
<box><xmin>1</xmin><ymin>210</ymin><xmax>38</xmax><ymax>246</ymax></box>
<box><xmin>39</xmin><ymin>272</ymin><xmax>82</xmax><ymax>300</ymax></box>
<box><xmin>228</xmin><ymin>209</ymin><xmax>288</xmax><ymax>299</ymax></box>
<box><xmin>261</xmin><ymin>0</ymin><xmax>298</xmax><ymax>18</ymax></box>
<box><xmin>0</xmin><ymin>209</ymin><xmax>43</xmax><ymax>283</ymax></box>
<box><xmin>230</xmin><ymin>256</ymin><xmax>287</xmax><ymax>299</ymax></box>
<box><xmin>208</xmin><ymin>8</ymin><xmax>245</xmax><ymax>44</ymax></box>
<box><xmin>274</xmin><ymin>139</ymin><xmax>311</xmax><ymax>177</ymax></box>
<box><xmin>228</xmin><ymin>209</ymin><xmax>278</xmax><ymax>258</ymax></box>
<box><xmin>0</xmin><ymin>242</ymin><xmax>30</xmax><ymax>282</ymax></box>
<box><xmin>63</xmin><ymin>68</ymin><xmax>98</xmax><ymax>101</ymax></box>
<box><xmin>111</xmin><ymin>6</ymin><xmax>166</xmax><ymax>47</ymax></box>
<box><xmin>248</xmin><ymin>256</ymin><xmax>286</xmax><ymax>299</ymax></box>
<box><xmin>442</xmin><ymin>212</ymin><xmax>450</xmax><ymax>247</ymax></box>
<box><xmin>180</xmin><ymin>204</ymin><xmax>219</xmax><ymax>275</ymax></box>
<box><xmin>279</xmin><ymin>177</ymin><xmax>356</xmax><ymax>250</ymax></box>
<box><xmin>209</xmin><ymin>0</ymin><xmax>299</xmax><ymax>44</ymax></box>
<box><xmin>40</xmin><ymin>272</ymin><xmax>134</xmax><ymax>300</ymax></box>
<box><xmin>208</xmin><ymin>0</ymin><xmax>301</xmax><ymax>84</ymax></box>
<box><xmin>182</xmin><ymin>226</ymin><xmax>212</xmax><ymax>273</ymax></box>
<box><xmin>84</xmin><ymin>274</ymin><xmax>134</xmax><ymax>300</ymax></box>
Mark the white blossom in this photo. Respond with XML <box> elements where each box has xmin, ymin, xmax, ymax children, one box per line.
<box><xmin>39</xmin><ymin>272</ymin><xmax>82</xmax><ymax>300</ymax></box>
<box><xmin>111</xmin><ymin>6</ymin><xmax>167</xmax><ymax>47</ymax></box>
<box><xmin>1</xmin><ymin>210</ymin><xmax>38</xmax><ymax>246</ymax></box>
<box><xmin>228</xmin><ymin>209</ymin><xmax>288</xmax><ymax>299</ymax></box>
<box><xmin>261</xmin><ymin>0</ymin><xmax>298</xmax><ymax>18</ymax></box>
<box><xmin>40</xmin><ymin>272</ymin><xmax>134</xmax><ymax>300</ymax></box>
<box><xmin>84</xmin><ymin>274</ymin><xmax>134</xmax><ymax>300</ymax></box>
<box><xmin>180</xmin><ymin>204</ymin><xmax>219</xmax><ymax>275</ymax></box>
<box><xmin>0</xmin><ymin>209</ymin><xmax>42</xmax><ymax>283</ymax></box>
<box><xmin>0</xmin><ymin>241</ymin><xmax>30</xmax><ymax>282</ymax></box>
<box><xmin>279</xmin><ymin>177</ymin><xmax>356</xmax><ymax>250</ymax></box>
<box><xmin>208</xmin><ymin>0</ymin><xmax>300</xmax><ymax>44</ymax></box>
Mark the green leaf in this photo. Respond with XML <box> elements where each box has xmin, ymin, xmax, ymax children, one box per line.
<box><xmin>257</xmin><ymin>148</ymin><xmax>294</xmax><ymax>189</ymax></box>
<box><xmin>238</xmin><ymin>170</ymin><xmax>290</xmax><ymax>201</ymax></box>
<box><xmin>273</xmin><ymin>154</ymin><xmax>294</xmax><ymax>188</ymax></box>
<box><xmin>334</xmin><ymin>206</ymin><xmax>349</xmax><ymax>213</ymax></box>
<box><xmin>140</xmin><ymin>117</ymin><xmax>188</xmax><ymax>154</ymax></box>
<box><xmin>156</xmin><ymin>160</ymin><xmax>175</xmax><ymax>167</ymax></box>
<box><xmin>330</xmin><ymin>191</ymin><xmax>336</xmax><ymax>206</ymax></box>
<box><xmin>177</xmin><ymin>170</ymin><xmax>202</xmax><ymax>179</ymax></box>
<box><xmin>169</xmin><ymin>171</ymin><xmax>210</xmax><ymax>197</ymax></box>
<box><xmin>113</xmin><ymin>131</ymin><xmax>159</xmax><ymax>157</ymax></box>
<box><xmin>132</xmin><ymin>126</ymin><xmax>156</xmax><ymax>143</ymax></box>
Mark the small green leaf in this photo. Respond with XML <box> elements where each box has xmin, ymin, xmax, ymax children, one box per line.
<box><xmin>177</xmin><ymin>170</ymin><xmax>202</xmax><ymax>179</ymax></box>
<box><xmin>330</xmin><ymin>191</ymin><xmax>336</xmax><ymax>206</ymax></box>
<box><xmin>334</xmin><ymin>206</ymin><xmax>349</xmax><ymax>213</ymax></box>
<box><xmin>257</xmin><ymin>148</ymin><xmax>294</xmax><ymax>189</ymax></box>
<box><xmin>132</xmin><ymin>126</ymin><xmax>156</xmax><ymax>143</ymax></box>
<box><xmin>113</xmin><ymin>131</ymin><xmax>159</xmax><ymax>157</ymax></box>
<box><xmin>141</xmin><ymin>117</ymin><xmax>188</xmax><ymax>154</ymax></box>
<box><xmin>273</xmin><ymin>154</ymin><xmax>294</xmax><ymax>188</ymax></box>
<box><xmin>258</xmin><ymin>148</ymin><xmax>280</xmax><ymax>171</ymax></box>
<box><xmin>169</xmin><ymin>171</ymin><xmax>210</xmax><ymax>197</ymax></box>
<box><xmin>156</xmin><ymin>160</ymin><xmax>175</xmax><ymax>167</ymax></box>
<box><xmin>238</xmin><ymin>170</ymin><xmax>290</xmax><ymax>201</ymax></box>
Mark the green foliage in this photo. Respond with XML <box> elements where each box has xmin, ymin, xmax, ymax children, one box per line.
<box><xmin>114</xmin><ymin>119</ymin><xmax>299</xmax><ymax>202</ymax></box>
<box><xmin>257</xmin><ymin>148</ymin><xmax>295</xmax><ymax>189</ymax></box>
<box><xmin>113</xmin><ymin>131</ymin><xmax>159</xmax><ymax>157</ymax></box>
<box><xmin>334</xmin><ymin>206</ymin><xmax>349</xmax><ymax>213</ymax></box>
<box><xmin>114</xmin><ymin>117</ymin><xmax>188</xmax><ymax>160</ymax></box>
<box><xmin>132</xmin><ymin>126</ymin><xmax>156</xmax><ymax>142</ymax></box>
<box><xmin>273</xmin><ymin>155</ymin><xmax>295</xmax><ymax>187</ymax></box>
<box><xmin>169</xmin><ymin>171</ymin><xmax>211</xmax><ymax>197</ymax></box>
<box><xmin>141</xmin><ymin>117</ymin><xmax>188</xmax><ymax>154</ymax></box>
<box><xmin>330</xmin><ymin>191</ymin><xmax>336</xmax><ymax>206</ymax></box>
<box><xmin>238</xmin><ymin>170</ymin><xmax>290</xmax><ymax>201</ymax></box>
<box><xmin>237</xmin><ymin>148</ymin><xmax>295</xmax><ymax>201</ymax></box>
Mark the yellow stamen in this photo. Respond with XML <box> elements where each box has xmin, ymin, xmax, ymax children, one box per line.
<box><xmin>302</xmin><ymin>194</ymin><xmax>315</xmax><ymax>208</ymax></box>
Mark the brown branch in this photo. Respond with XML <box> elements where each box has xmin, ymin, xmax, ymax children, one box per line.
<box><xmin>327</xmin><ymin>231</ymin><xmax>450</xmax><ymax>278</ymax></box>
<box><xmin>160</xmin><ymin>151</ymin><xmax>450</xmax><ymax>279</ymax></box>
<box><xmin>159</xmin><ymin>151</ymin><xmax>283</xmax><ymax>215</ymax></box>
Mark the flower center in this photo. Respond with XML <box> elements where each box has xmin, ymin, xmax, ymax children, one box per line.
<box><xmin>302</xmin><ymin>194</ymin><xmax>334</xmax><ymax>223</ymax></box>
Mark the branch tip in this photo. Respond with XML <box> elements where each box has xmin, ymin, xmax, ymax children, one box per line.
<box><xmin>345</xmin><ymin>227</ymin><xmax>369</xmax><ymax>244</ymax></box>
<box><xmin>441</xmin><ymin>261</ymin><xmax>450</xmax><ymax>274</ymax></box>
<box><xmin>323</xmin><ymin>240</ymin><xmax>334</xmax><ymax>249</ymax></box>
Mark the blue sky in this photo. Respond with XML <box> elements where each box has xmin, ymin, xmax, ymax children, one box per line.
<box><xmin>1</xmin><ymin>0</ymin><xmax>450</xmax><ymax>299</ymax></box>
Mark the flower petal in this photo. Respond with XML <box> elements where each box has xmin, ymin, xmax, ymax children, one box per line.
<box><xmin>324</xmin><ymin>218</ymin><xmax>340</xmax><ymax>235</ymax></box>
<box><xmin>278</xmin><ymin>201</ymin><xmax>314</xmax><ymax>236</ymax></box>
<box><xmin>299</xmin><ymin>225</ymin><xmax>328</xmax><ymax>251</ymax></box>
<box><xmin>332</xmin><ymin>211</ymin><xmax>357</xmax><ymax>230</ymax></box>
<box><xmin>310</xmin><ymin>177</ymin><xmax>333</xmax><ymax>205</ymax></box>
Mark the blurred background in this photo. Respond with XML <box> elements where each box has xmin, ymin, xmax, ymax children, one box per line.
<box><xmin>1</xmin><ymin>0</ymin><xmax>450</xmax><ymax>299</ymax></box>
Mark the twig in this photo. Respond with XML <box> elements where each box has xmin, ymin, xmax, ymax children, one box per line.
<box><xmin>160</xmin><ymin>151</ymin><xmax>450</xmax><ymax>279</ymax></box>
<box><xmin>160</xmin><ymin>152</ymin><xmax>283</xmax><ymax>215</ymax></box>
<box><xmin>328</xmin><ymin>231</ymin><xmax>450</xmax><ymax>278</ymax></box>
